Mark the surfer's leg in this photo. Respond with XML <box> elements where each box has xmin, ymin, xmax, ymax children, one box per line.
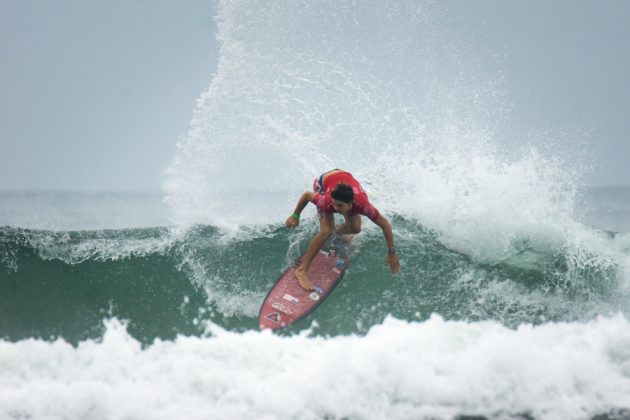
<box><xmin>296</xmin><ymin>212</ymin><xmax>335</xmax><ymax>290</ymax></box>
<box><xmin>336</xmin><ymin>213</ymin><xmax>361</xmax><ymax>235</ymax></box>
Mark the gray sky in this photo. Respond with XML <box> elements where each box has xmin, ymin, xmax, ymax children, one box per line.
<box><xmin>1</xmin><ymin>1</ymin><xmax>629</xmax><ymax>191</ymax></box>
<box><xmin>0</xmin><ymin>0</ymin><xmax>215</xmax><ymax>191</ymax></box>
<box><xmin>456</xmin><ymin>0</ymin><xmax>630</xmax><ymax>187</ymax></box>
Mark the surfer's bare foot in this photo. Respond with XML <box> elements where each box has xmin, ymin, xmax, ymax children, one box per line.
<box><xmin>341</xmin><ymin>234</ymin><xmax>354</xmax><ymax>243</ymax></box>
<box><xmin>295</xmin><ymin>267</ymin><xmax>314</xmax><ymax>290</ymax></box>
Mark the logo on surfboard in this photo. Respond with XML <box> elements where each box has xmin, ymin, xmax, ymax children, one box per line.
<box><xmin>272</xmin><ymin>302</ymin><xmax>293</xmax><ymax>315</ymax></box>
<box><xmin>282</xmin><ymin>293</ymin><xmax>300</xmax><ymax>304</ymax></box>
<box><xmin>264</xmin><ymin>312</ymin><xmax>281</xmax><ymax>324</ymax></box>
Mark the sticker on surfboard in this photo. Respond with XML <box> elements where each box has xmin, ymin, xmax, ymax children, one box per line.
<box><xmin>282</xmin><ymin>293</ymin><xmax>299</xmax><ymax>304</ymax></box>
<box><xmin>264</xmin><ymin>312</ymin><xmax>281</xmax><ymax>324</ymax></box>
<box><xmin>272</xmin><ymin>302</ymin><xmax>294</xmax><ymax>315</ymax></box>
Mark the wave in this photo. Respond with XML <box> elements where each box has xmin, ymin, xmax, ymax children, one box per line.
<box><xmin>2</xmin><ymin>216</ymin><xmax>629</xmax><ymax>345</ymax></box>
<box><xmin>1</xmin><ymin>315</ymin><xmax>630</xmax><ymax>419</ymax></box>
<box><xmin>2</xmin><ymin>1</ymin><xmax>625</xmax><ymax>416</ymax></box>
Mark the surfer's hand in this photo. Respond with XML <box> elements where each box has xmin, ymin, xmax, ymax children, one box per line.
<box><xmin>285</xmin><ymin>215</ymin><xmax>299</xmax><ymax>228</ymax></box>
<box><xmin>386</xmin><ymin>253</ymin><xmax>400</xmax><ymax>274</ymax></box>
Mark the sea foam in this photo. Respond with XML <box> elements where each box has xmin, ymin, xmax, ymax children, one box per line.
<box><xmin>1</xmin><ymin>315</ymin><xmax>630</xmax><ymax>419</ymax></box>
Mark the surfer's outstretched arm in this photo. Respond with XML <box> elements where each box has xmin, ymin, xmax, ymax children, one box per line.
<box><xmin>374</xmin><ymin>215</ymin><xmax>400</xmax><ymax>273</ymax></box>
<box><xmin>286</xmin><ymin>191</ymin><xmax>315</xmax><ymax>228</ymax></box>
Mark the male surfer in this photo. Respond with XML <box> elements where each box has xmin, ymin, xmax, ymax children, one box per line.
<box><xmin>285</xmin><ymin>169</ymin><xmax>400</xmax><ymax>290</ymax></box>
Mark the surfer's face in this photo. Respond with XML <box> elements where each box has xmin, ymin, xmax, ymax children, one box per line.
<box><xmin>332</xmin><ymin>199</ymin><xmax>352</xmax><ymax>214</ymax></box>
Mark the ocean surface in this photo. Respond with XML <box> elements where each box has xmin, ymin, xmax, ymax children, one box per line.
<box><xmin>3</xmin><ymin>1</ymin><xmax>630</xmax><ymax>419</ymax></box>
<box><xmin>2</xmin><ymin>187</ymin><xmax>630</xmax><ymax>419</ymax></box>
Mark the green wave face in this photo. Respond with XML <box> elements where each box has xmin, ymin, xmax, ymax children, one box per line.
<box><xmin>1</xmin><ymin>220</ymin><xmax>627</xmax><ymax>345</ymax></box>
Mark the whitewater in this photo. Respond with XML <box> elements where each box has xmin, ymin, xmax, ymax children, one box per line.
<box><xmin>2</xmin><ymin>1</ymin><xmax>630</xmax><ymax>419</ymax></box>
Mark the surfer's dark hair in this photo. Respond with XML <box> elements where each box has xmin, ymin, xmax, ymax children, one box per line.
<box><xmin>331</xmin><ymin>183</ymin><xmax>354</xmax><ymax>203</ymax></box>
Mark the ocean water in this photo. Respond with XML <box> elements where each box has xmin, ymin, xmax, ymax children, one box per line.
<box><xmin>2</xmin><ymin>188</ymin><xmax>630</xmax><ymax>419</ymax></box>
<box><xmin>3</xmin><ymin>1</ymin><xmax>630</xmax><ymax>419</ymax></box>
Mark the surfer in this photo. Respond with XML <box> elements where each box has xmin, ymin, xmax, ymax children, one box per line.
<box><xmin>286</xmin><ymin>169</ymin><xmax>400</xmax><ymax>290</ymax></box>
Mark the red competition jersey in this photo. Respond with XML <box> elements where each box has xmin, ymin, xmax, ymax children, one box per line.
<box><xmin>311</xmin><ymin>171</ymin><xmax>381</xmax><ymax>222</ymax></box>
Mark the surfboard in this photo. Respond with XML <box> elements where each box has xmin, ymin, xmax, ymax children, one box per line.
<box><xmin>259</xmin><ymin>235</ymin><xmax>354</xmax><ymax>330</ymax></box>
